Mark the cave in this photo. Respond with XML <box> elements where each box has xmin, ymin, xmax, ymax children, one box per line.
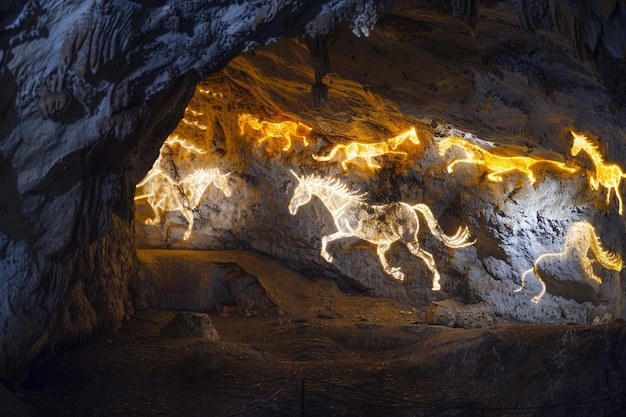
<box><xmin>2</xmin><ymin>1</ymin><xmax>626</xmax><ymax>416</ymax></box>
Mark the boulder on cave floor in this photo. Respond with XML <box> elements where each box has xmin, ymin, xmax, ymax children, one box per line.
<box><xmin>426</xmin><ymin>300</ymin><xmax>495</xmax><ymax>329</ymax></box>
<box><xmin>159</xmin><ymin>312</ymin><xmax>219</xmax><ymax>340</ymax></box>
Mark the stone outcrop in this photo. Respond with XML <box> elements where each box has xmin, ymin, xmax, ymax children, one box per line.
<box><xmin>159</xmin><ymin>312</ymin><xmax>219</xmax><ymax>341</ymax></box>
<box><xmin>426</xmin><ymin>300</ymin><xmax>495</xmax><ymax>329</ymax></box>
<box><xmin>2</xmin><ymin>0</ymin><xmax>626</xmax><ymax>386</ymax></box>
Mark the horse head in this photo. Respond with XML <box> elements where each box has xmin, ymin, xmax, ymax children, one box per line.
<box><xmin>288</xmin><ymin>170</ymin><xmax>311</xmax><ymax>215</ymax></box>
<box><xmin>214</xmin><ymin>171</ymin><xmax>232</xmax><ymax>197</ymax></box>
<box><xmin>570</xmin><ymin>131</ymin><xmax>588</xmax><ymax>156</ymax></box>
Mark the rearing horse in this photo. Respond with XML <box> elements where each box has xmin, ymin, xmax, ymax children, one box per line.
<box><xmin>517</xmin><ymin>220</ymin><xmax>623</xmax><ymax>303</ymax></box>
<box><xmin>288</xmin><ymin>171</ymin><xmax>474</xmax><ymax>290</ymax></box>
<box><xmin>571</xmin><ymin>131</ymin><xmax>626</xmax><ymax>215</ymax></box>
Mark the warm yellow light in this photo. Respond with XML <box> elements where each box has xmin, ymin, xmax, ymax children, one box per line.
<box><xmin>238</xmin><ymin>114</ymin><xmax>312</xmax><ymax>151</ymax></box>
<box><xmin>518</xmin><ymin>220</ymin><xmax>623</xmax><ymax>303</ymax></box>
<box><xmin>571</xmin><ymin>131</ymin><xmax>626</xmax><ymax>215</ymax></box>
<box><xmin>313</xmin><ymin>127</ymin><xmax>420</xmax><ymax>170</ymax></box>
<box><xmin>134</xmin><ymin>136</ymin><xmax>231</xmax><ymax>241</ymax></box>
<box><xmin>288</xmin><ymin>170</ymin><xmax>474</xmax><ymax>290</ymax></box>
<box><xmin>162</xmin><ymin>135</ymin><xmax>206</xmax><ymax>154</ymax></box>
<box><xmin>182</xmin><ymin>118</ymin><xmax>207</xmax><ymax>131</ymax></box>
<box><xmin>439</xmin><ymin>136</ymin><xmax>579</xmax><ymax>184</ymax></box>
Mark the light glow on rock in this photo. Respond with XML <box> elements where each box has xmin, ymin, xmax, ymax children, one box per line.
<box><xmin>238</xmin><ymin>113</ymin><xmax>312</xmax><ymax>151</ymax></box>
<box><xmin>134</xmin><ymin>136</ymin><xmax>231</xmax><ymax>240</ymax></box>
<box><xmin>439</xmin><ymin>136</ymin><xmax>579</xmax><ymax>184</ymax></box>
<box><xmin>571</xmin><ymin>131</ymin><xmax>626</xmax><ymax>215</ymax></box>
<box><xmin>518</xmin><ymin>220</ymin><xmax>623</xmax><ymax>303</ymax></box>
<box><xmin>288</xmin><ymin>170</ymin><xmax>474</xmax><ymax>290</ymax></box>
<box><xmin>313</xmin><ymin>127</ymin><xmax>420</xmax><ymax>170</ymax></box>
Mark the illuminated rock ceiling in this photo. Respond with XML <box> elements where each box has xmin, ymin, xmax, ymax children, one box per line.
<box><xmin>1</xmin><ymin>0</ymin><xmax>626</xmax><ymax>383</ymax></box>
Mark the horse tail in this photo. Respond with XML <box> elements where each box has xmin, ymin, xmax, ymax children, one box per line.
<box><xmin>410</xmin><ymin>203</ymin><xmax>475</xmax><ymax>248</ymax></box>
<box><xmin>585</xmin><ymin>222</ymin><xmax>624</xmax><ymax>271</ymax></box>
<box><xmin>313</xmin><ymin>144</ymin><xmax>344</xmax><ymax>162</ymax></box>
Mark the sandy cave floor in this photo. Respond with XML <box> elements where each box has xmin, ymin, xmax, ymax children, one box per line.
<box><xmin>17</xmin><ymin>255</ymin><xmax>626</xmax><ymax>417</ymax></box>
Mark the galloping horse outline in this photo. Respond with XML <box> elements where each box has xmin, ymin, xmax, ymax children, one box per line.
<box><xmin>517</xmin><ymin>220</ymin><xmax>623</xmax><ymax>303</ymax></box>
<box><xmin>135</xmin><ymin>167</ymin><xmax>231</xmax><ymax>240</ymax></box>
<box><xmin>288</xmin><ymin>170</ymin><xmax>474</xmax><ymax>290</ymax></box>
<box><xmin>238</xmin><ymin>113</ymin><xmax>312</xmax><ymax>151</ymax></box>
<box><xmin>570</xmin><ymin>131</ymin><xmax>626</xmax><ymax>215</ymax></box>
<box><xmin>438</xmin><ymin>136</ymin><xmax>579</xmax><ymax>185</ymax></box>
<box><xmin>313</xmin><ymin>127</ymin><xmax>420</xmax><ymax>170</ymax></box>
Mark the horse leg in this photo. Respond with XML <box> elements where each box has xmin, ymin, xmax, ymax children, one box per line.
<box><xmin>407</xmin><ymin>242</ymin><xmax>441</xmax><ymax>290</ymax></box>
<box><xmin>182</xmin><ymin>207</ymin><xmax>194</xmax><ymax>240</ymax></box>
<box><xmin>447</xmin><ymin>158</ymin><xmax>477</xmax><ymax>174</ymax></box>
<box><xmin>320</xmin><ymin>230</ymin><xmax>349</xmax><ymax>263</ymax></box>
<box><xmin>376</xmin><ymin>243</ymin><xmax>404</xmax><ymax>281</ymax></box>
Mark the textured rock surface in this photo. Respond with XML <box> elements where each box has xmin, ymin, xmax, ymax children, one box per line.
<box><xmin>425</xmin><ymin>299</ymin><xmax>495</xmax><ymax>328</ymax></box>
<box><xmin>2</xmin><ymin>0</ymin><xmax>626</xmax><ymax>385</ymax></box>
<box><xmin>135</xmin><ymin>18</ymin><xmax>626</xmax><ymax>326</ymax></box>
<box><xmin>159</xmin><ymin>312</ymin><xmax>219</xmax><ymax>340</ymax></box>
<box><xmin>0</xmin><ymin>0</ymin><xmax>385</xmax><ymax>382</ymax></box>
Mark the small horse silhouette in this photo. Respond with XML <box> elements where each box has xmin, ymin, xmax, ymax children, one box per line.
<box><xmin>238</xmin><ymin>114</ymin><xmax>312</xmax><ymax>151</ymax></box>
<box><xmin>571</xmin><ymin>131</ymin><xmax>626</xmax><ymax>215</ymax></box>
<box><xmin>439</xmin><ymin>136</ymin><xmax>578</xmax><ymax>185</ymax></box>
<box><xmin>313</xmin><ymin>127</ymin><xmax>420</xmax><ymax>170</ymax></box>
<box><xmin>135</xmin><ymin>167</ymin><xmax>231</xmax><ymax>240</ymax></box>
<box><xmin>288</xmin><ymin>170</ymin><xmax>474</xmax><ymax>290</ymax></box>
<box><xmin>518</xmin><ymin>220</ymin><xmax>623</xmax><ymax>303</ymax></box>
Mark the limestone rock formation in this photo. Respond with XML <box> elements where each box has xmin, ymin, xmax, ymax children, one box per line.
<box><xmin>0</xmin><ymin>0</ymin><xmax>386</xmax><ymax>383</ymax></box>
<box><xmin>425</xmin><ymin>299</ymin><xmax>495</xmax><ymax>328</ymax></box>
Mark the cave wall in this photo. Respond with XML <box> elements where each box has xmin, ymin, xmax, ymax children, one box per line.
<box><xmin>134</xmin><ymin>3</ymin><xmax>626</xmax><ymax>325</ymax></box>
<box><xmin>0</xmin><ymin>0</ymin><xmax>386</xmax><ymax>383</ymax></box>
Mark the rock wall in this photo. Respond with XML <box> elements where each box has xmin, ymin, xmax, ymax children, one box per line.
<box><xmin>135</xmin><ymin>4</ymin><xmax>626</xmax><ymax>326</ymax></box>
<box><xmin>0</xmin><ymin>0</ymin><xmax>387</xmax><ymax>383</ymax></box>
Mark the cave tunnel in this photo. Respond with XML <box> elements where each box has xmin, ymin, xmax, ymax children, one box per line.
<box><xmin>2</xmin><ymin>1</ymin><xmax>626</xmax><ymax>416</ymax></box>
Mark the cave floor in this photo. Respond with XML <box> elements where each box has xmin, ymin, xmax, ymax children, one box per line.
<box><xmin>19</xmin><ymin>284</ymin><xmax>625</xmax><ymax>417</ymax></box>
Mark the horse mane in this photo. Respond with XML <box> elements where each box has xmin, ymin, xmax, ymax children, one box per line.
<box><xmin>567</xmin><ymin>220</ymin><xmax>623</xmax><ymax>271</ymax></box>
<box><xmin>301</xmin><ymin>174</ymin><xmax>367</xmax><ymax>201</ymax></box>
<box><xmin>573</xmin><ymin>133</ymin><xmax>602</xmax><ymax>161</ymax></box>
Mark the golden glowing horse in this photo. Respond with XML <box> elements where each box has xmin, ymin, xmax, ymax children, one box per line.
<box><xmin>288</xmin><ymin>171</ymin><xmax>474</xmax><ymax>290</ymax></box>
<box><xmin>313</xmin><ymin>127</ymin><xmax>420</xmax><ymax>170</ymax></box>
<box><xmin>518</xmin><ymin>220</ymin><xmax>623</xmax><ymax>303</ymax></box>
<box><xmin>135</xmin><ymin>167</ymin><xmax>231</xmax><ymax>240</ymax></box>
<box><xmin>570</xmin><ymin>131</ymin><xmax>626</xmax><ymax>215</ymax></box>
<box><xmin>438</xmin><ymin>136</ymin><xmax>578</xmax><ymax>185</ymax></box>
<box><xmin>238</xmin><ymin>114</ymin><xmax>312</xmax><ymax>151</ymax></box>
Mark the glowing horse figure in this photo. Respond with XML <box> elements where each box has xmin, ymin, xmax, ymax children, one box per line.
<box><xmin>135</xmin><ymin>167</ymin><xmax>231</xmax><ymax>240</ymax></box>
<box><xmin>288</xmin><ymin>171</ymin><xmax>474</xmax><ymax>290</ymax></box>
<box><xmin>238</xmin><ymin>114</ymin><xmax>312</xmax><ymax>151</ymax></box>
<box><xmin>313</xmin><ymin>127</ymin><xmax>420</xmax><ymax>170</ymax></box>
<box><xmin>518</xmin><ymin>220</ymin><xmax>623</xmax><ymax>303</ymax></box>
<box><xmin>570</xmin><ymin>131</ymin><xmax>626</xmax><ymax>215</ymax></box>
<box><xmin>438</xmin><ymin>136</ymin><xmax>578</xmax><ymax>185</ymax></box>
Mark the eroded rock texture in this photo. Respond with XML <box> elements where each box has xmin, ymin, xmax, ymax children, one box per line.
<box><xmin>0</xmin><ymin>0</ymin><xmax>387</xmax><ymax>383</ymax></box>
<box><xmin>2</xmin><ymin>0</ymin><xmax>626</xmax><ymax>387</ymax></box>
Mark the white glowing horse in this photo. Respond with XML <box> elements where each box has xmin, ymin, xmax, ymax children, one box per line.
<box><xmin>135</xmin><ymin>167</ymin><xmax>231</xmax><ymax>240</ymax></box>
<box><xmin>518</xmin><ymin>220</ymin><xmax>623</xmax><ymax>303</ymax></box>
<box><xmin>288</xmin><ymin>171</ymin><xmax>474</xmax><ymax>290</ymax></box>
